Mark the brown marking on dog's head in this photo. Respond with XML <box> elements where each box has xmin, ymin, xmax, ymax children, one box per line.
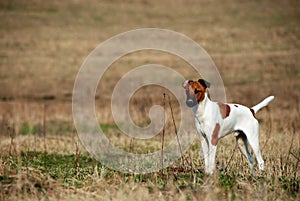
<box><xmin>182</xmin><ymin>79</ymin><xmax>210</xmax><ymax>107</ymax></box>
<box><xmin>211</xmin><ymin>123</ymin><xmax>220</xmax><ymax>146</ymax></box>
<box><xmin>217</xmin><ymin>102</ymin><xmax>231</xmax><ymax>119</ymax></box>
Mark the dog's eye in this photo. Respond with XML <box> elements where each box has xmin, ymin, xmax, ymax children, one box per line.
<box><xmin>194</xmin><ymin>89</ymin><xmax>202</xmax><ymax>94</ymax></box>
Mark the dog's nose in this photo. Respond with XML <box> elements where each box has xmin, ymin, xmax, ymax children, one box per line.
<box><xmin>186</xmin><ymin>99</ymin><xmax>196</xmax><ymax>107</ymax></box>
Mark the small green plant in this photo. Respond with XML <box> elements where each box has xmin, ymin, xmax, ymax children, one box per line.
<box><xmin>20</xmin><ymin>122</ymin><xmax>31</xmax><ymax>135</ymax></box>
<box><xmin>100</xmin><ymin>123</ymin><xmax>119</xmax><ymax>132</ymax></box>
<box><xmin>279</xmin><ymin>176</ymin><xmax>300</xmax><ymax>197</ymax></box>
<box><xmin>32</xmin><ymin>123</ymin><xmax>42</xmax><ymax>134</ymax></box>
<box><xmin>219</xmin><ymin>174</ymin><xmax>235</xmax><ymax>189</ymax></box>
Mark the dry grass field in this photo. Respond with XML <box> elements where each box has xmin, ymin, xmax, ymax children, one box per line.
<box><xmin>0</xmin><ymin>0</ymin><xmax>299</xmax><ymax>200</ymax></box>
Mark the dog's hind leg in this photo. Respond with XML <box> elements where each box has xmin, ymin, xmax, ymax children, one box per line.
<box><xmin>242</xmin><ymin>122</ymin><xmax>265</xmax><ymax>171</ymax></box>
<box><xmin>235</xmin><ymin>131</ymin><xmax>254</xmax><ymax>171</ymax></box>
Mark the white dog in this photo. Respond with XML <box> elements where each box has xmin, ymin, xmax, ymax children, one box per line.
<box><xmin>183</xmin><ymin>79</ymin><xmax>274</xmax><ymax>174</ymax></box>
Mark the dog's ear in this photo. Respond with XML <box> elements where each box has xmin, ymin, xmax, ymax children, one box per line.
<box><xmin>182</xmin><ymin>80</ymin><xmax>189</xmax><ymax>89</ymax></box>
<box><xmin>198</xmin><ymin>79</ymin><xmax>210</xmax><ymax>88</ymax></box>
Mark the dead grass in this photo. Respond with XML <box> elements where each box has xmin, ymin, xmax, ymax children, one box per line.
<box><xmin>0</xmin><ymin>0</ymin><xmax>299</xmax><ymax>200</ymax></box>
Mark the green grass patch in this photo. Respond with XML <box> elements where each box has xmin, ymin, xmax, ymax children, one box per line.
<box><xmin>2</xmin><ymin>151</ymin><xmax>98</xmax><ymax>188</ymax></box>
<box><xmin>219</xmin><ymin>174</ymin><xmax>236</xmax><ymax>189</ymax></box>
<box><xmin>100</xmin><ymin>123</ymin><xmax>119</xmax><ymax>132</ymax></box>
<box><xmin>1</xmin><ymin>151</ymin><xmax>299</xmax><ymax>198</ymax></box>
<box><xmin>279</xmin><ymin>176</ymin><xmax>300</xmax><ymax>197</ymax></box>
<box><xmin>20</xmin><ymin>122</ymin><xmax>31</xmax><ymax>135</ymax></box>
<box><xmin>18</xmin><ymin>120</ymin><xmax>73</xmax><ymax>135</ymax></box>
<box><xmin>47</xmin><ymin>120</ymin><xmax>73</xmax><ymax>134</ymax></box>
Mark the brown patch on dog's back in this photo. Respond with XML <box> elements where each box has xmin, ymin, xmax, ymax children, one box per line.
<box><xmin>218</xmin><ymin>102</ymin><xmax>231</xmax><ymax>119</ymax></box>
<box><xmin>211</xmin><ymin>123</ymin><xmax>220</xmax><ymax>146</ymax></box>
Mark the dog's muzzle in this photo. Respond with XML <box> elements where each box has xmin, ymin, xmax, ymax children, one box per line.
<box><xmin>186</xmin><ymin>98</ymin><xmax>198</xmax><ymax>108</ymax></box>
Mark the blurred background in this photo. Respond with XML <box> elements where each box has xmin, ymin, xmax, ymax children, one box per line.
<box><xmin>0</xmin><ymin>0</ymin><xmax>299</xmax><ymax>200</ymax></box>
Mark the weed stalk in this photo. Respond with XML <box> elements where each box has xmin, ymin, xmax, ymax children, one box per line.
<box><xmin>8</xmin><ymin>122</ymin><xmax>16</xmax><ymax>156</ymax></box>
<box><xmin>160</xmin><ymin>93</ymin><xmax>166</xmax><ymax>176</ymax></box>
<box><xmin>167</xmin><ymin>94</ymin><xmax>192</xmax><ymax>171</ymax></box>
<box><xmin>43</xmin><ymin>104</ymin><xmax>47</xmax><ymax>154</ymax></box>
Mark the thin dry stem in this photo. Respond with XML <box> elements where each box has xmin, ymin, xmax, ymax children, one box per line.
<box><xmin>161</xmin><ymin>93</ymin><xmax>166</xmax><ymax>174</ymax></box>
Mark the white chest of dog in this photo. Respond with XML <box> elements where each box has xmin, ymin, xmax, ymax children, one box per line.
<box><xmin>183</xmin><ymin>79</ymin><xmax>274</xmax><ymax>174</ymax></box>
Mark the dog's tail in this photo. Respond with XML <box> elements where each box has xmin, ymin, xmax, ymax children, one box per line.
<box><xmin>251</xmin><ymin>96</ymin><xmax>274</xmax><ymax>114</ymax></box>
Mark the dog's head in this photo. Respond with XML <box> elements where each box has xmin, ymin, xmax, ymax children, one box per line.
<box><xmin>182</xmin><ymin>79</ymin><xmax>210</xmax><ymax>108</ymax></box>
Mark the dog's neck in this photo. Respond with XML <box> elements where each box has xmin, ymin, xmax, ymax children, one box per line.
<box><xmin>192</xmin><ymin>92</ymin><xmax>212</xmax><ymax>115</ymax></box>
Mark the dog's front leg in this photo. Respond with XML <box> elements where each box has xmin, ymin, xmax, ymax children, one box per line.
<box><xmin>200</xmin><ymin>135</ymin><xmax>217</xmax><ymax>174</ymax></box>
<box><xmin>207</xmin><ymin>144</ymin><xmax>217</xmax><ymax>174</ymax></box>
<box><xmin>200</xmin><ymin>134</ymin><xmax>209</xmax><ymax>173</ymax></box>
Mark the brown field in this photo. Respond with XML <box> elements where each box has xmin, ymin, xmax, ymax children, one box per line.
<box><xmin>0</xmin><ymin>0</ymin><xmax>299</xmax><ymax>200</ymax></box>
